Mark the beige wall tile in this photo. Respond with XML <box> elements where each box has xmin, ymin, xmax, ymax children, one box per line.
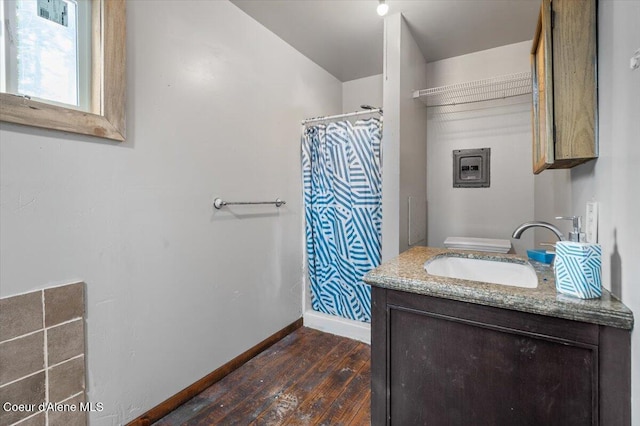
<box><xmin>0</xmin><ymin>332</ymin><xmax>44</xmax><ymax>386</ymax></box>
<box><xmin>1</xmin><ymin>283</ymin><xmax>87</xmax><ymax>426</ymax></box>
<box><xmin>44</xmin><ymin>283</ymin><xmax>84</xmax><ymax>328</ymax></box>
<box><xmin>0</xmin><ymin>292</ymin><xmax>43</xmax><ymax>342</ymax></box>
<box><xmin>48</xmin><ymin>357</ymin><xmax>85</xmax><ymax>403</ymax></box>
<box><xmin>47</xmin><ymin>393</ymin><xmax>87</xmax><ymax>426</ymax></box>
<box><xmin>0</xmin><ymin>372</ymin><xmax>45</xmax><ymax>425</ymax></box>
<box><xmin>47</xmin><ymin>320</ymin><xmax>84</xmax><ymax>367</ymax></box>
<box><xmin>12</xmin><ymin>412</ymin><xmax>45</xmax><ymax>426</ymax></box>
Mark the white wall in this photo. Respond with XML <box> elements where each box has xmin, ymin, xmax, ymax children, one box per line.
<box><xmin>570</xmin><ymin>0</ymin><xmax>639</xmax><ymax>420</ymax></box>
<box><xmin>533</xmin><ymin>169</ymin><xmax>572</xmax><ymax>246</ymax></box>
<box><xmin>382</xmin><ymin>13</ymin><xmax>428</xmax><ymax>258</ymax></box>
<box><xmin>342</xmin><ymin>74</ymin><xmax>383</xmax><ymax>113</ymax></box>
<box><xmin>426</xmin><ymin>41</ymin><xmax>535</xmax><ymax>255</ymax></box>
<box><xmin>381</xmin><ymin>14</ymin><xmax>402</xmax><ymax>261</ymax></box>
<box><xmin>0</xmin><ymin>1</ymin><xmax>341</xmax><ymax>424</ymax></box>
<box><xmin>398</xmin><ymin>20</ymin><xmax>428</xmax><ymax>253</ymax></box>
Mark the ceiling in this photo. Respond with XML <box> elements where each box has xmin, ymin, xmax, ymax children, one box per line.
<box><xmin>230</xmin><ymin>0</ymin><xmax>541</xmax><ymax>82</ymax></box>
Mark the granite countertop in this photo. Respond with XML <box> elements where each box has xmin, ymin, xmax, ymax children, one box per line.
<box><xmin>364</xmin><ymin>246</ymin><xmax>634</xmax><ymax>330</ymax></box>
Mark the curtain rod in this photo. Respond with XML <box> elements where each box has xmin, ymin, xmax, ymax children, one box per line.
<box><xmin>301</xmin><ymin>108</ymin><xmax>383</xmax><ymax>125</ymax></box>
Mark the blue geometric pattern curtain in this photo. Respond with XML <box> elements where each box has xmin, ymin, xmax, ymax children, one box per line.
<box><xmin>302</xmin><ymin>118</ymin><xmax>382</xmax><ymax>323</ymax></box>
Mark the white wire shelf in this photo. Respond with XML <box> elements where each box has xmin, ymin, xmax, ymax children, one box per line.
<box><xmin>413</xmin><ymin>71</ymin><xmax>532</xmax><ymax>108</ymax></box>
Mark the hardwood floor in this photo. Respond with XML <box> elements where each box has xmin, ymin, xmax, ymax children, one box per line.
<box><xmin>154</xmin><ymin>327</ymin><xmax>371</xmax><ymax>426</ymax></box>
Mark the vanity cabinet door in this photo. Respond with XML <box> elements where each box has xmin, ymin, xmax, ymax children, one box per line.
<box><xmin>388</xmin><ymin>306</ymin><xmax>595</xmax><ymax>425</ymax></box>
<box><xmin>371</xmin><ymin>287</ymin><xmax>631</xmax><ymax>426</ymax></box>
<box><xmin>530</xmin><ymin>0</ymin><xmax>597</xmax><ymax>174</ymax></box>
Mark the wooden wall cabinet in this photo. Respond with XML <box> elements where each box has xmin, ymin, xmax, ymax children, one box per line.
<box><xmin>371</xmin><ymin>287</ymin><xmax>631</xmax><ymax>425</ymax></box>
<box><xmin>531</xmin><ymin>0</ymin><xmax>597</xmax><ymax>174</ymax></box>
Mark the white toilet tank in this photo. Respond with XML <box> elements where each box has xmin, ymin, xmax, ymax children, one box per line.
<box><xmin>444</xmin><ymin>237</ymin><xmax>512</xmax><ymax>254</ymax></box>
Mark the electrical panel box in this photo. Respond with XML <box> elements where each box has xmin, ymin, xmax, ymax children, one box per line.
<box><xmin>453</xmin><ymin>148</ymin><xmax>490</xmax><ymax>188</ymax></box>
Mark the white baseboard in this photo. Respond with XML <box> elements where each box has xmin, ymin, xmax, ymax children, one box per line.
<box><xmin>303</xmin><ymin>309</ymin><xmax>371</xmax><ymax>344</ymax></box>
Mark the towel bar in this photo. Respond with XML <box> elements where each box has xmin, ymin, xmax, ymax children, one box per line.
<box><xmin>213</xmin><ymin>198</ymin><xmax>286</xmax><ymax>209</ymax></box>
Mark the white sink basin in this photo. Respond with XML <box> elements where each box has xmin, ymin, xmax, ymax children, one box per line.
<box><xmin>424</xmin><ymin>255</ymin><xmax>538</xmax><ymax>288</ymax></box>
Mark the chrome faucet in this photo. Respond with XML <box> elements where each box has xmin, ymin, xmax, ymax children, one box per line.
<box><xmin>512</xmin><ymin>221</ymin><xmax>565</xmax><ymax>241</ymax></box>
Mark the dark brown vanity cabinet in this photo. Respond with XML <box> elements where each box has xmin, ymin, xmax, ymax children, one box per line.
<box><xmin>371</xmin><ymin>287</ymin><xmax>631</xmax><ymax>425</ymax></box>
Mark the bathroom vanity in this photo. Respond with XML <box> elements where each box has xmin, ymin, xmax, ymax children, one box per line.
<box><xmin>364</xmin><ymin>247</ymin><xmax>633</xmax><ymax>426</ymax></box>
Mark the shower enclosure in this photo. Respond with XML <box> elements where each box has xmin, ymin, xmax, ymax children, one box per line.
<box><xmin>302</xmin><ymin>116</ymin><xmax>383</xmax><ymax>323</ymax></box>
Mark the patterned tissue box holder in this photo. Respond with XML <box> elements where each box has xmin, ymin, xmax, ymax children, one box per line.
<box><xmin>554</xmin><ymin>241</ymin><xmax>602</xmax><ymax>299</ymax></box>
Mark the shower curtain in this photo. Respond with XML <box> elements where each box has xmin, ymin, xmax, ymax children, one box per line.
<box><xmin>302</xmin><ymin>118</ymin><xmax>382</xmax><ymax>323</ymax></box>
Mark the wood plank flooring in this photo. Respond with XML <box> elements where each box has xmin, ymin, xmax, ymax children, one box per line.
<box><xmin>154</xmin><ymin>327</ymin><xmax>371</xmax><ymax>426</ymax></box>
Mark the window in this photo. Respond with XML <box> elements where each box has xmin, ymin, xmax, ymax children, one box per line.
<box><xmin>0</xmin><ymin>0</ymin><xmax>125</xmax><ymax>142</ymax></box>
<box><xmin>1</xmin><ymin>0</ymin><xmax>91</xmax><ymax>110</ymax></box>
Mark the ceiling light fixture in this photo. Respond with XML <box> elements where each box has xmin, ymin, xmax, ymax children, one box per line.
<box><xmin>377</xmin><ymin>0</ymin><xmax>389</xmax><ymax>16</ymax></box>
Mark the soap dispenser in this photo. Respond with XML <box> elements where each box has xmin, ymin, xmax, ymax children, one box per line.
<box><xmin>553</xmin><ymin>215</ymin><xmax>602</xmax><ymax>299</ymax></box>
<box><xmin>555</xmin><ymin>216</ymin><xmax>586</xmax><ymax>242</ymax></box>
